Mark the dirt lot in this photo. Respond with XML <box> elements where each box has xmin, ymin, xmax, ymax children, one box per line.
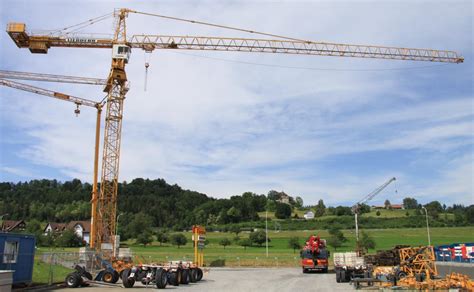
<box><xmin>55</xmin><ymin>268</ymin><xmax>350</xmax><ymax>291</ymax></box>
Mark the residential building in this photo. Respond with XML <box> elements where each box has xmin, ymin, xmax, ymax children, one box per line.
<box><xmin>1</xmin><ymin>220</ymin><xmax>26</xmax><ymax>232</ymax></box>
<box><xmin>303</xmin><ymin>211</ymin><xmax>314</xmax><ymax>220</ymax></box>
<box><xmin>44</xmin><ymin>220</ymin><xmax>91</xmax><ymax>244</ymax></box>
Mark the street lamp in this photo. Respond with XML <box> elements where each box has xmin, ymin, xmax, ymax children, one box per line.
<box><xmin>421</xmin><ymin>207</ymin><xmax>431</xmax><ymax>246</ymax></box>
<box><xmin>265</xmin><ymin>209</ymin><xmax>269</xmax><ymax>258</ymax></box>
<box><xmin>115</xmin><ymin>213</ymin><xmax>124</xmax><ymax>236</ymax></box>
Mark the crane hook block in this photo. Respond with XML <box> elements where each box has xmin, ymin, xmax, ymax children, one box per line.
<box><xmin>74</xmin><ymin>104</ymin><xmax>80</xmax><ymax>116</ymax></box>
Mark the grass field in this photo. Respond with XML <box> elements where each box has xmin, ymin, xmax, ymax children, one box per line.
<box><xmin>124</xmin><ymin>226</ymin><xmax>473</xmax><ymax>267</ymax></box>
<box><xmin>32</xmin><ymin>258</ymin><xmax>73</xmax><ymax>285</ymax></box>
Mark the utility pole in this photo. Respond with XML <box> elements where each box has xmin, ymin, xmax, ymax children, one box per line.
<box><xmin>265</xmin><ymin>209</ymin><xmax>269</xmax><ymax>258</ymax></box>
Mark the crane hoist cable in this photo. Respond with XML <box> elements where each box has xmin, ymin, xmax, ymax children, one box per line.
<box><xmin>130</xmin><ymin>10</ymin><xmax>313</xmax><ymax>43</ymax></box>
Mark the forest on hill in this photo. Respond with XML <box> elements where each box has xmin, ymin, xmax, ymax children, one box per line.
<box><xmin>0</xmin><ymin>178</ymin><xmax>473</xmax><ymax>240</ymax></box>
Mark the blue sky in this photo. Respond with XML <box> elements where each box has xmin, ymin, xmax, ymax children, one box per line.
<box><xmin>0</xmin><ymin>0</ymin><xmax>472</xmax><ymax>206</ymax></box>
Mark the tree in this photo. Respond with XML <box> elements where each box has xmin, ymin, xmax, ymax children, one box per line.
<box><xmin>384</xmin><ymin>199</ymin><xmax>392</xmax><ymax>210</ymax></box>
<box><xmin>249</xmin><ymin>230</ymin><xmax>269</xmax><ymax>247</ymax></box>
<box><xmin>275</xmin><ymin>202</ymin><xmax>292</xmax><ymax>219</ymax></box>
<box><xmin>136</xmin><ymin>230</ymin><xmax>153</xmax><ymax>247</ymax></box>
<box><xmin>358</xmin><ymin>203</ymin><xmax>371</xmax><ymax>214</ymax></box>
<box><xmin>56</xmin><ymin>229</ymin><xmax>82</xmax><ymax>247</ymax></box>
<box><xmin>219</xmin><ymin>238</ymin><xmax>231</xmax><ymax>249</ymax></box>
<box><xmin>327</xmin><ymin>236</ymin><xmax>342</xmax><ymax>251</ymax></box>
<box><xmin>295</xmin><ymin>196</ymin><xmax>304</xmax><ymax>209</ymax></box>
<box><xmin>156</xmin><ymin>230</ymin><xmax>169</xmax><ymax>246</ymax></box>
<box><xmin>359</xmin><ymin>231</ymin><xmax>376</xmax><ymax>253</ymax></box>
<box><xmin>328</xmin><ymin>227</ymin><xmax>347</xmax><ymax>243</ymax></box>
<box><xmin>424</xmin><ymin>201</ymin><xmax>443</xmax><ymax>219</ymax></box>
<box><xmin>314</xmin><ymin>199</ymin><xmax>326</xmax><ymax>217</ymax></box>
<box><xmin>229</xmin><ymin>225</ymin><xmax>241</xmax><ymax>236</ymax></box>
<box><xmin>465</xmin><ymin>205</ymin><xmax>474</xmax><ymax>224</ymax></box>
<box><xmin>239</xmin><ymin>238</ymin><xmax>252</xmax><ymax>250</ymax></box>
<box><xmin>403</xmin><ymin>197</ymin><xmax>418</xmax><ymax>209</ymax></box>
<box><xmin>227</xmin><ymin>206</ymin><xmax>242</xmax><ymax>223</ymax></box>
<box><xmin>335</xmin><ymin>206</ymin><xmax>352</xmax><ymax>216</ymax></box>
<box><xmin>288</xmin><ymin>237</ymin><xmax>302</xmax><ymax>253</ymax></box>
<box><xmin>26</xmin><ymin>219</ymin><xmax>42</xmax><ymax>234</ymax></box>
<box><xmin>170</xmin><ymin>233</ymin><xmax>188</xmax><ymax>248</ymax></box>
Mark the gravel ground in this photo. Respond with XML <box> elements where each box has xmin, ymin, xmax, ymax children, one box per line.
<box><xmin>55</xmin><ymin>268</ymin><xmax>351</xmax><ymax>292</ymax></box>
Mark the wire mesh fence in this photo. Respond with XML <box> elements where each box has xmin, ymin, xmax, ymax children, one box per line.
<box><xmin>4</xmin><ymin>249</ymin><xmax>306</xmax><ymax>286</ymax></box>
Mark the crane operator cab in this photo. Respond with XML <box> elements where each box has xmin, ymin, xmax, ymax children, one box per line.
<box><xmin>112</xmin><ymin>44</ymin><xmax>131</xmax><ymax>63</ymax></box>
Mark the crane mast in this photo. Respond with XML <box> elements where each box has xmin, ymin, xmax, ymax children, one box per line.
<box><xmin>5</xmin><ymin>8</ymin><xmax>463</xmax><ymax>254</ymax></box>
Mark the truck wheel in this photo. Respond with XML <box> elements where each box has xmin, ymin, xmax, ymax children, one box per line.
<box><xmin>323</xmin><ymin>268</ymin><xmax>328</xmax><ymax>273</ymax></box>
<box><xmin>336</xmin><ymin>270</ymin><xmax>341</xmax><ymax>283</ymax></box>
<box><xmin>302</xmin><ymin>268</ymin><xmax>307</xmax><ymax>274</ymax></box>
<box><xmin>181</xmin><ymin>269</ymin><xmax>190</xmax><ymax>284</ymax></box>
<box><xmin>189</xmin><ymin>268</ymin><xmax>197</xmax><ymax>283</ymax></box>
<box><xmin>65</xmin><ymin>272</ymin><xmax>82</xmax><ymax>288</ymax></box>
<box><xmin>196</xmin><ymin>268</ymin><xmax>203</xmax><ymax>281</ymax></box>
<box><xmin>122</xmin><ymin>269</ymin><xmax>135</xmax><ymax>288</ymax></box>
<box><xmin>340</xmin><ymin>270</ymin><xmax>347</xmax><ymax>283</ymax></box>
<box><xmin>155</xmin><ymin>268</ymin><xmax>168</xmax><ymax>289</ymax></box>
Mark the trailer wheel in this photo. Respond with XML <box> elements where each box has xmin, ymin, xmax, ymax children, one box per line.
<box><xmin>169</xmin><ymin>271</ymin><xmax>180</xmax><ymax>286</ymax></box>
<box><xmin>189</xmin><ymin>268</ymin><xmax>197</xmax><ymax>283</ymax></box>
<box><xmin>397</xmin><ymin>271</ymin><xmax>407</xmax><ymax>280</ymax></box>
<box><xmin>196</xmin><ymin>268</ymin><xmax>203</xmax><ymax>281</ymax></box>
<box><xmin>122</xmin><ymin>269</ymin><xmax>135</xmax><ymax>288</ymax></box>
<box><xmin>65</xmin><ymin>272</ymin><xmax>82</xmax><ymax>288</ymax></box>
<box><xmin>102</xmin><ymin>271</ymin><xmax>115</xmax><ymax>283</ymax></box>
<box><xmin>181</xmin><ymin>269</ymin><xmax>190</xmax><ymax>284</ymax></box>
<box><xmin>155</xmin><ymin>268</ymin><xmax>167</xmax><ymax>289</ymax></box>
<box><xmin>336</xmin><ymin>270</ymin><xmax>341</xmax><ymax>283</ymax></box>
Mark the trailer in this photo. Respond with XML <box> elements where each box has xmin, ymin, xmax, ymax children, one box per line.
<box><xmin>121</xmin><ymin>260</ymin><xmax>204</xmax><ymax>289</ymax></box>
<box><xmin>333</xmin><ymin>252</ymin><xmax>370</xmax><ymax>283</ymax></box>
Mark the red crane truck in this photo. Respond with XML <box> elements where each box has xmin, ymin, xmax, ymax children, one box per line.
<box><xmin>301</xmin><ymin>235</ymin><xmax>329</xmax><ymax>273</ymax></box>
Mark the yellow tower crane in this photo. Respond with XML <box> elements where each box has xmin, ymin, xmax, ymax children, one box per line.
<box><xmin>0</xmin><ymin>71</ymin><xmax>106</xmax><ymax>240</ymax></box>
<box><xmin>6</xmin><ymin>8</ymin><xmax>464</xmax><ymax>253</ymax></box>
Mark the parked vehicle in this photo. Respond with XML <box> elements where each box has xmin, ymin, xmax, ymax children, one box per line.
<box><xmin>334</xmin><ymin>252</ymin><xmax>369</xmax><ymax>283</ymax></box>
<box><xmin>121</xmin><ymin>261</ymin><xmax>203</xmax><ymax>289</ymax></box>
<box><xmin>300</xmin><ymin>235</ymin><xmax>329</xmax><ymax>273</ymax></box>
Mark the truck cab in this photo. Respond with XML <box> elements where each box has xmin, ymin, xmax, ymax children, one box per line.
<box><xmin>301</xmin><ymin>238</ymin><xmax>329</xmax><ymax>273</ymax></box>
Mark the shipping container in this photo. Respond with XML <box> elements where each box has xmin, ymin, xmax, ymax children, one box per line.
<box><xmin>0</xmin><ymin>232</ymin><xmax>36</xmax><ymax>285</ymax></box>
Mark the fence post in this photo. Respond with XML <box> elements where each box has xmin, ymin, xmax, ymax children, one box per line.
<box><xmin>237</xmin><ymin>257</ymin><xmax>240</xmax><ymax>267</ymax></box>
<box><xmin>48</xmin><ymin>253</ymin><xmax>53</xmax><ymax>285</ymax></box>
<box><xmin>255</xmin><ymin>257</ymin><xmax>258</xmax><ymax>267</ymax></box>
